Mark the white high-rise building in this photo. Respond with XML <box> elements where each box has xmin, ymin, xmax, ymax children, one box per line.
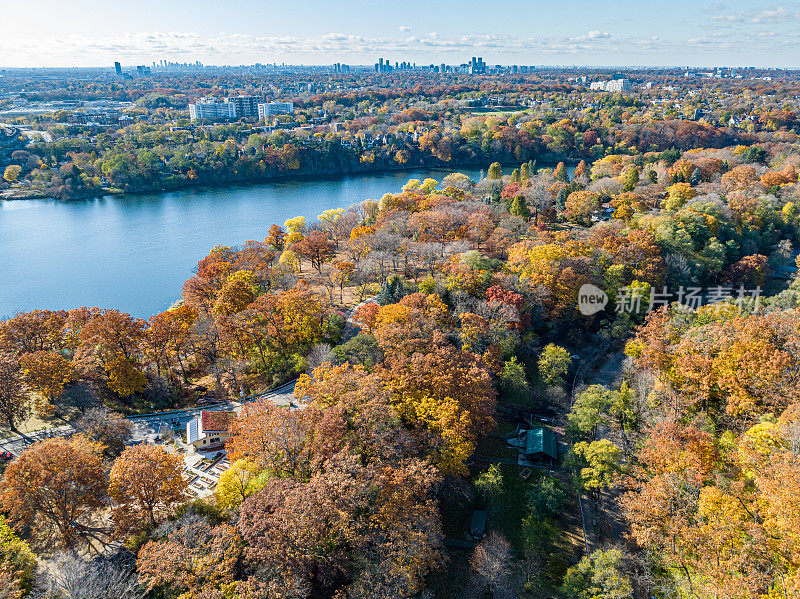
<box><xmin>188</xmin><ymin>98</ymin><xmax>237</xmax><ymax>121</ymax></box>
<box><xmin>589</xmin><ymin>78</ymin><xmax>631</xmax><ymax>93</ymax></box>
<box><xmin>606</xmin><ymin>78</ymin><xmax>631</xmax><ymax>93</ymax></box>
<box><xmin>257</xmin><ymin>102</ymin><xmax>294</xmax><ymax>119</ymax></box>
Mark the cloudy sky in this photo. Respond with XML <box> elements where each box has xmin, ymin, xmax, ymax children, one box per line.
<box><xmin>1</xmin><ymin>0</ymin><xmax>799</xmax><ymax>68</ymax></box>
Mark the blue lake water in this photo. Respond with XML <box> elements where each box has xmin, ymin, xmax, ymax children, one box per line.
<box><xmin>1</xmin><ymin>168</ymin><xmax>494</xmax><ymax>319</ymax></box>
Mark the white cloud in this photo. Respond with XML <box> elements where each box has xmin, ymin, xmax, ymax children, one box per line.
<box><xmin>398</xmin><ymin>26</ymin><xmax>411</xmax><ymax>32</ymax></box>
<box><xmin>709</xmin><ymin>4</ymin><xmax>800</xmax><ymax>24</ymax></box>
<box><xmin>0</xmin><ymin>27</ymin><xmax>798</xmax><ymax>67</ymax></box>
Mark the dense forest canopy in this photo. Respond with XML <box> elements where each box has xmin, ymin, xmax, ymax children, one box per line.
<box><xmin>4</xmin><ymin>68</ymin><xmax>800</xmax><ymax>598</ymax></box>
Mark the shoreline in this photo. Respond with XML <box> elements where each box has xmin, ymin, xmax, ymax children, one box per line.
<box><xmin>0</xmin><ymin>155</ymin><xmax>579</xmax><ymax>203</ymax></box>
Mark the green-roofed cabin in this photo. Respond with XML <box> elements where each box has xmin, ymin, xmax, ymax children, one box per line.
<box><xmin>525</xmin><ymin>427</ymin><xmax>557</xmax><ymax>461</ymax></box>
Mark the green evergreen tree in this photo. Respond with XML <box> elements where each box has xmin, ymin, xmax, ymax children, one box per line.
<box><xmin>520</xmin><ymin>162</ymin><xmax>530</xmax><ymax>181</ymax></box>
<box><xmin>510</xmin><ymin>168</ymin><xmax>520</xmax><ymax>183</ymax></box>
<box><xmin>378</xmin><ymin>274</ymin><xmax>405</xmax><ymax>305</ymax></box>
<box><xmin>554</xmin><ymin>162</ymin><xmax>569</xmax><ymax>183</ymax></box>
<box><xmin>622</xmin><ymin>167</ymin><xmax>639</xmax><ymax>192</ymax></box>
<box><xmin>556</xmin><ymin>187</ymin><xmax>569</xmax><ymax>212</ymax></box>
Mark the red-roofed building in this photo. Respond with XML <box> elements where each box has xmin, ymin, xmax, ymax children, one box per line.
<box><xmin>187</xmin><ymin>410</ymin><xmax>235</xmax><ymax>451</ymax></box>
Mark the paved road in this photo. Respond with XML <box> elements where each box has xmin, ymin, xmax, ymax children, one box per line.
<box><xmin>0</xmin><ymin>380</ymin><xmax>298</xmax><ymax>456</ymax></box>
<box><xmin>0</xmin><ymin>425</ymin><xmax>74</xmax><ymax>456</ymax></box>
<box><xmin>130</xmin><ymin>380</ymin><xmax>297</xmax><ymax>442</ymax></box>
<box><xmin>0</xmin><ymin>297</ymin><xmax>378</xmax><ymax>457</ymax></box>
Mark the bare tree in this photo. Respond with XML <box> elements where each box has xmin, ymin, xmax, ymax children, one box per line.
<box><xmin>75</xmin><ymin>407</ymin><xmax>133</xmax><ymax>456</ymax></box>
<box><xmin>470</xmin><ymin>532</ymin><xmax>514</xmax><ymax>598</ymax></box>
<box><xmin>42</xmin><ymin>551</ymin><xmax>143</xmax><ymax>599</ymax></box>
<box><xmin>306</xmin><ymin>343</ymin><xmax>335</xmax><ymax>372</ymax></box>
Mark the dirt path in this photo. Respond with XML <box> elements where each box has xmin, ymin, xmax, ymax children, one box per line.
<box><xmin>584</xmin><ymin>349</ymin><xmax>630</xmax><ymax>552</ymax></box>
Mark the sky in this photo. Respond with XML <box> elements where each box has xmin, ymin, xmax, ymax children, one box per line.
<box><xmin>1</xmin><ymin>0</ymin><xmax>800</xmax><ymax>68</ymax></box>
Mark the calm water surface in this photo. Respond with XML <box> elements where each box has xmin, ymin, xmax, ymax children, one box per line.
<box><xmin>1</xmin><ymin>168</ymin><xmax>489</xmax><ymax>319</ymax></box>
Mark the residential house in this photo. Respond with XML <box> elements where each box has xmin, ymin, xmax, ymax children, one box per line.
<box><xmin>186</xmin><ymin>410</ymin><xmax>235</xmax><ymax>451</ymax></box>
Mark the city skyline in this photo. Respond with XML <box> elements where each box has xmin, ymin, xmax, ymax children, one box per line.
<box><xmin>3</xmin><ymin>0</ymin><xmax>800</xmax><ymax>68</ymax></box>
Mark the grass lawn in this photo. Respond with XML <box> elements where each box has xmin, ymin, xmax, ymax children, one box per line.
<box><xmin>489</xmin><ymin>464</ymin><xmax>584</xmax><ymax>583</ymax></box>
<box><xmin>474</xmin><ymin>436</ymin><xmax>517</xmax><ymax>461</ymax></box>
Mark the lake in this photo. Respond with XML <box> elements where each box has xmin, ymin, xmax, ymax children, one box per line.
<box><xmin>2</xmin><ymin>167</ymin><xmax>499</xmax><ymax>319</ymax></box>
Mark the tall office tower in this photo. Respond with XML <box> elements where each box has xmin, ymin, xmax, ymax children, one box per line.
<box><xmin>114</xmin><ymin>61</ymin><xmax>122</xmax><ymax>76</ymax></box>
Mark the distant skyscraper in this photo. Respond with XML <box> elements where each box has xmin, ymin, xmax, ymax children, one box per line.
<box><xmin>114</xmin><ymin>61</ymin><xmax>122</xmax><ymax>76</ymax></box>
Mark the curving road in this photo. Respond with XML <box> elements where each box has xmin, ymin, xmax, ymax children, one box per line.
<box><xmin>0</xmin><ymin>379</ymin><xmax>298</xmax><ymax>457</ymax></box>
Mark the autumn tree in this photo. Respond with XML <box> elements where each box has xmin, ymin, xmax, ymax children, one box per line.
<box><xmin>2</xmin><ymin>165</ymin><xmax>21</xmax><ymax>183</ymax></box>
<box><xmin>353</xmin><ymin>301</ymin><xmax>380</xmax><ymax>334</ymax></box>
<box><xmin>284</xmin><ymin>216</ymin><xmax>307</xmax><ymax>243</ymax></box>
<box><xmin>0</xmin><ymin>309</ymin><xmax>67</xmax><ymax>355</ymax></box>
<box><xmin>538</xmin><ymin>344</ymin><xmax>571</xmax><ymax>387</ymax></box>
<box><xmin>561</xmin><ymin>549</ymin><xmax>633</xmax><ymax>599</ymax></box>
<box><xmin>137</xmin><ymin>516</ymin><xmax>242</xmax><ymax>598</ymax></box>
<box><xmin>78</xmin><ymin>309</ymin><xmax>147</xmax><ymax>397</ymax></box>
<box><xmin>721</xmin><ymin>254</ymin><xmax>770</xmax><ymax>287</ymax></box>
<box><xmin>109</xmin><ymin>444</ymin><xmax>188</xmax><ymax>534</ymax></box>
<box><xmin>240</xmin><ymin>283</ymin><xmax>336</xmax><ymax>369</ymax></box>
<box><xmin>146</xmin><ymin>305</ymin><xmax>197</xmax><ymax>384</ymax></box>
<box><xmin>663</xmin><ymin>182</ymin><xmax>696</xmax><ymax>210</ymax></box>
<box><xmin>0</xmin><ymin>437</ymin><xmax>108</xmax><ymax>547</ymax></box>
<box><xmin>374</xmin><ymin>306</ymin><xmax>496</xmax><ymax>474</ymax></box>
<box><xmin>0</xmin><ymin>517</ymin><xmax>36</xmax><ymax>597</ymax></box>
<box><xmin>294</xmin><ymin>230</ymin><xmax>333</xmax><ymax>273</ymax></box>
<box><xmin>239</xmin><ymin>452</ymin><xmax>442</xmax><ymax>597</ymax></box>
<box><xmin>215</xmin><ymin>459</ymin><xmax>266</xmax><ymax>512</ymax></box>
<box><xmin>569</xmin><ymin>440</ymin><xmax>622</xmax><ymax>499</ymax></box>
<box><xmin>0</xmin><ymin>356</ymin><xmax>28</xmax><ymax>431</ymax></box>
<box><xmin>19</xmin><ymin>350</ymin><xmax>73</xmax><ymax>415</ymax></box>
<box><xmin>564</xmin><ymin>190</ymin><xmax>600</xmax><ymax>225</ymax></box>
<box><xmin>266</xmin><ymin>224</ymin><xmax>286</xmax><ymax>250</ymax></box>
<box><xmin>226</xmin><ymin>397</ymin><xmax>346</xmax><ymax>478</ymax></box>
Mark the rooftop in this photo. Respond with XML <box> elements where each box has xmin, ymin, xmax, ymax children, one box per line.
<box><xmin>201</xmin><ymin>410</ymin><xmax>235</xmax><ymax>433</ymax></box>
<box><xmin>525</xmin><ymin>427</ymin><xmax>557</xmax><ymax>459</ymax></box>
